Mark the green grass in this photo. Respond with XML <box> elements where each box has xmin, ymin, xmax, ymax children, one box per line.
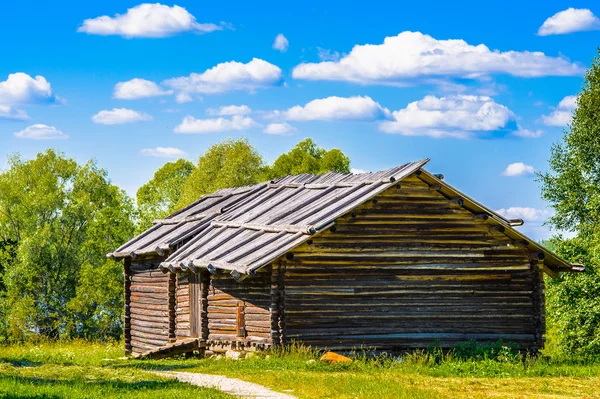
<box><xmin>2</xmin><ymin>341</ymin><xmax>600</xmax><ymax>398</ymax></box>
<box><xmin>0</xmin><ymin>341</ymin><xmax>233</xmax><ymax>399</ymax></box>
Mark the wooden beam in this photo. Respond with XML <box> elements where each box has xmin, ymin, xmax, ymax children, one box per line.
<box><xmin>489</xmin><ymin>225</ymin><xmax>505</xmax><ymax>234</ymax></box>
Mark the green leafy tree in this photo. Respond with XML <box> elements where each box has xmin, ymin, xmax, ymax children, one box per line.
<box><xmin>0</xmin><ymin>149</ymin><xmax>134</xmax><ymax>341</ymax></box>
<box><xmin>539</xmin><ymin>49</ymin><xmax>600</xmax><ymax>357</ymax></box>
<box><xmin>545</xmin><ymin>235</ymin><xmax>600</xmax><ymax>357</ymax></box>
<box><xmin>177</xmin><ymin>138</ymin><xmax>265</xmax><ymax>208</ymax></box>
<box><xmin>266</xmin><ymin>138</ymin><xmax>351</xmax><ymax>179</ymax></box>
<box><xmin>136</xmin><ymin>159</ymin><xmax>194</xmax><ymax>233</ymax></box>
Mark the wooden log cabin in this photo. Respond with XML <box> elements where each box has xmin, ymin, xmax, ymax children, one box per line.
<box><xmin>108</xmin><ymin>160</ymin><xmax>584</xmax><ymax>358</ymax></box>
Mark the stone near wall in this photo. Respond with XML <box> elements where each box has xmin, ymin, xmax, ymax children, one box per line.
<box><xmin>225</xmin><ymin>350</ymin><xmax>246</xmax><ymax>360</ymax></box>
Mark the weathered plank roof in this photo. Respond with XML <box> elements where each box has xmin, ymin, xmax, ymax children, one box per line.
<box><xmin>108</xmin><ymin>159</ymin><xmax>583</xmax><ymax>278</ymax></box>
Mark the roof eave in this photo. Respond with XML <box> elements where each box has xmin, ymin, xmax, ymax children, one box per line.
<box><xmin>415</xmin><ymin>169</ymin><xmax>585</xmax><ymax>278</ymax></box>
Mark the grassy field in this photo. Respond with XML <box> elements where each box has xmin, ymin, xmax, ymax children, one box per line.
<box><xmin>1</xmin><ymin>341</ymin><xmax>600</xmax><ymax>399</ymax></box>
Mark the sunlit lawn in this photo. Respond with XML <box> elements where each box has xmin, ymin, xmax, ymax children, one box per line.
<box><xmin>1</xmin><ymin>341</ymin><xmax>600</xmax><ymax>399</ymax></box>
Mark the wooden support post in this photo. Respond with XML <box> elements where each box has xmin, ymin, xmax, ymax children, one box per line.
<box><xmin>124</xmin><ymin>258</ymin><xmax>132</xmax><ymax>355</ymax></box>
<box><xmin>270</xmin><ymin>264</ymin><xmax>281</xmax><ymax>346</ymax></box>
<box><xmin>278</xmin><ymin>261</ymin><xmax>287</xmax><ymax>346</ymax></box>
<box><xmin>531</xmin><ymin>262</ymin><xmax>545</xmax><ymax>354</ymax></box>
<box><xmin>200</xmin><ymin>271</ymin><xmax>209</xmax><ymax>341</ymax></box>
<box><xmin>236</xmin><ymin>301</ymin><xmax>246</xmax><ymax>338</ymax></box>
<box><xmin>168</xmin><ymin>272</ymin><xmax>176</xmax><ymax>343</ymax></box>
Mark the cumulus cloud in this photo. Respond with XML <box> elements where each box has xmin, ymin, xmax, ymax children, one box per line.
<box><xmin>174</xmin><ymin>115</ymin><xmax>257</xmax><ymax>134</ymax></box>
<box><xmin>0</xmin><ymin>73</ymin><xmax>57</xmax><ymax>105</ymax></box>
<box><xmin>317</xmin><ymin>47</ymin><xmax>341</xmax><ymax>62</ymax></box>
<box><xmin>502</xmin><ymin>162</ymin><xmax>535</xmax><ymax>176</ymax></box>
<box><xmin>538</xmin><ymin>8</ymin><xmax>600</xmax><ymax>36</ymax></box>
<box><xmin>495</xmin><ymin>207</ymin><xmax>552</xmax><ymax>222</ymax></box>
<box><xmin>274</xmin><ymin>96</ymin><xmax>390</xmax><ymax>122</ymax></box>
<box><xmin>496</xmin><ymin>206</ymin><xmax>560</xmax><ymax>240</ymax></box>
<box><xmin>114</xmin><ymin>78</ymin><xmax>172</xmax><ymax>99</ymax></box>
<box><xmin>379</xmin><ymin>95</ymin><xmax>514</xmax><ymax>139</ymax></box>
<box><xmin>163</xmin><ymin>58</ymin><xmax>283</xmax><ymax>98</ymax></box>
<box><xmin>175</xmin><ymin>92</ymin><xmax>194</xmax><ymax>103</ymax></box>
<box><xmin>14</xmin><ymin>124</ymin><xmax>67</xmax><ymax>140</ymax></box>
<box><xmin>513</xmin><ymin>127</ymin><xmax>544</xmax><ymax>138</ymax></box>
<box><xmin>292</xmin><ymin>31</ymin><xmax>583</xmax><ymax>85</ymax></box>
<box><xmin>140</xmin><ymin>147</ymin><xmax>186</xmax><ymax>158</ymax></box>
<box><xmin>351</xmin><ymin>168</ymin><xmax>366</xmax><ymax>174</ymax></box>
<box><xmin>263</xmin><ymin>122</ymin><xmax>295</xmax><ymax>135</ymax></box>
<box><xmin>273</xmin><ymin>34</ymin><xmax>289</xmax><ymax>52</ymax></box>
<box><xmin>207</xmin><ymin>105</ymin><xmax>251</xmax><ymax>116</ymax></box>
<box><xmin>78</xmin><ymin>3</ymin><xmax>223</xmax><ymax>38</ymax></box>
<box><xmin>92</xmin><ymin>108</ymin><xmax>153</xmax><ymax>125</ymax></box>
<box><xmin>0</xmin><ymin>105</ymin><xmax>29</xmax><ymax>120</ymax></box>
<box><xmin>541</xmin><ymin>95</ymin><xmax>577</xmax><ymax>126</ymax></box>
<box><xmin>0</xmin><ymin>73</ymin><xmax>60</xmax><ymax>120</ymax></box>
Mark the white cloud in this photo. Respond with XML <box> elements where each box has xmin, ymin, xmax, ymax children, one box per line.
<box><xmin>538</xmin><ymin>8</ymin><xmax>600</xmax><ymax>36</ymax></box>
<box><xmin>175</xmin><ymin>92</ymin><xmax>194</xmax><ymax>103</ymax></box>
<box><xmin>502</xmin><ymin>162</ymin><xmax>535</xmax><ymax>176</ymax></box>
<box><xmin>495</xmin><ymin>207</ymin><xmax>552</xmax><ymax>222</ymax></box>
<box><xmin>0</xmin><ymin>73</ymin><xmax>57</xmax><ymax>105</ymax></box>
<box><xmin>162</xmin><ymin>58</ymin><xmax>283</xmax><ymax>97</ymax></box>
<box><xmin>351</xmin><ymin>168</ymin><xmax>366</xmax><ymax>174</ymax></box>
<box><xmin>513</xmin><ymin>127</ymin><xmax>543</xmax><ymax>138</ymax></box>
<box><xmin>14</xmin><ymin>124</ymin><xmax>67</xmax><ymax>140</ymax></box>
<box><xmin>292</xmin><ymin>31</ymin><xmax>583</xmax><ymax>84</ymax></box>
<box><xmin>317</xmin><ymin>47</ymin><xmax>341</xmax><ymax>62</ymax></box>
<box><xmin>92</xmin><ymin>108</ymin><xmax>153</xmax><ymax>125</ymax></box>
<box><xmin>273</xmin><ymin>34</ymin><xmax>289</xmax><ymax>52</ymax></box>
<box><xmin>207</xmin><ymin>105</ymin><xmax>251</xmax><ymax>116</ymax></box>
<box><xmin>78</xmin><ymin>3</ymin><xmax>222</xmax><ymax>38</ymax></box>
<box><xmin>495</xmin><ymin>206</ymin><xmax>555</xmax><ymax>240</ymax></box>
<box><xmin>379</xmin><ymin>95</ymin><xmax>514</xmax><ymax>139</ymax></box>
<box><xmin>174</xmin><ymin>115</ymin><xmax>257</xmax><ymax>134</ymax></box>
<box><xmin>275</xmin><ymin>96</ymin><xmax>390</xmax><ymax>122</ymax></box>
<box><xmin>0</xmin><ymin>105</ymin><xmax>29</xmax><ymax>120</ymax></box>
<box><xmin>140</xmin><ymin>147</ymin><xmax>186</xmax><ymax>158</ymax></box>
<box><xmin>113</xmin><ymin>78</ymin><xmax>172</xmax><ymax>99</ymax></box>
<box><xmin>263</xmin><ymin>122</ymin><xmax>295</xmax><ymax>135</ymax></box>
<box><xmin>541</xmin><ymin>95</ymin><xmax>577</xmax><ymax>126</ymax></box>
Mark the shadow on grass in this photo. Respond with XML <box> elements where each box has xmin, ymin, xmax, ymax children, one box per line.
<box><xmin>109</xmin><ymin>361</ymin><xmax>201</xmax><ymax>372</ymax></box>
<box><xmin>0</xmin><ymin>358</ymin><xmax>43</xmax><ymax>368</ymax></box>
<box><xmin>0</xmin><ymin>375</ymin><xmax>184</xmax><ymax>391</ymax></box>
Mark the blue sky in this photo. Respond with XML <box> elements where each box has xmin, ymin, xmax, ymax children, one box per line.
<box><xmin>1</xmin><ymin>1</ymin><xmax>598</xmax><ymax>240</ymax></box>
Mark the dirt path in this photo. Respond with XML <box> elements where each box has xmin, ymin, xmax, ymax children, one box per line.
<box><xmin>158</xmin><ymin>371</ymin><xmax>298</xmax><ymax>399</ymax></box>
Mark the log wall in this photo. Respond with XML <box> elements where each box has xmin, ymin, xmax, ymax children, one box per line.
<box><xmin>206</xmin><ymin>268</ymin><xmax>272</xmax><ymax>351</ymax></box>
<box><xmin>283</xmin><ymin>173</ymin><xmax>546</xmax><ymax>352</ymax></box>
<box><xmin>175</xmin><ymin>272</ymin><xmax>191</xmax><ymax>339</ymax></box>
<box><xmin>127</xmin><ymin>258</ymin><xmax>173</xmax><ymax>355</ymax></box>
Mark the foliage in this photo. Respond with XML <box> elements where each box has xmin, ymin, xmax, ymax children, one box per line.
<box><xmin>539</xmin><ymin>49</ymin><xmax>600</xmax><ymax>233</ymax></box>
<box><xmin>539</xmin><ymin>49</ymin><xmax>600</xmax><ymax>357</ymax></box>
<box><xmin>177</xmin><ymin>138</ymin><xmax>265</xmax><ymax>208</ymax></box>
<box><xmin>0</xmin><ymin>149</ymin><xmax>135</xmax><ymax>342</ymax></box>
<box><xmin>544</xmin><ymin>235</ymin><xmax>600</xmax><ymax>358</ymax></box>
<box><xmin>136</xmin><ymin>159</ymin><xmax>195</xmax><ymax>233</ymax></box>
<box><xmin>266</xmin><ymin>138</ymin><xmax>351</xmax><ymax>180</ymax></box>
<box><xmin>171</xmin><ymin>137</ymin><xmax>352</xmax><ymax>211</ymax></box>
<box><xmin>448</xmin><ymin>340</ymin><xmax>520</xmax><ymax>362</ymax></box>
